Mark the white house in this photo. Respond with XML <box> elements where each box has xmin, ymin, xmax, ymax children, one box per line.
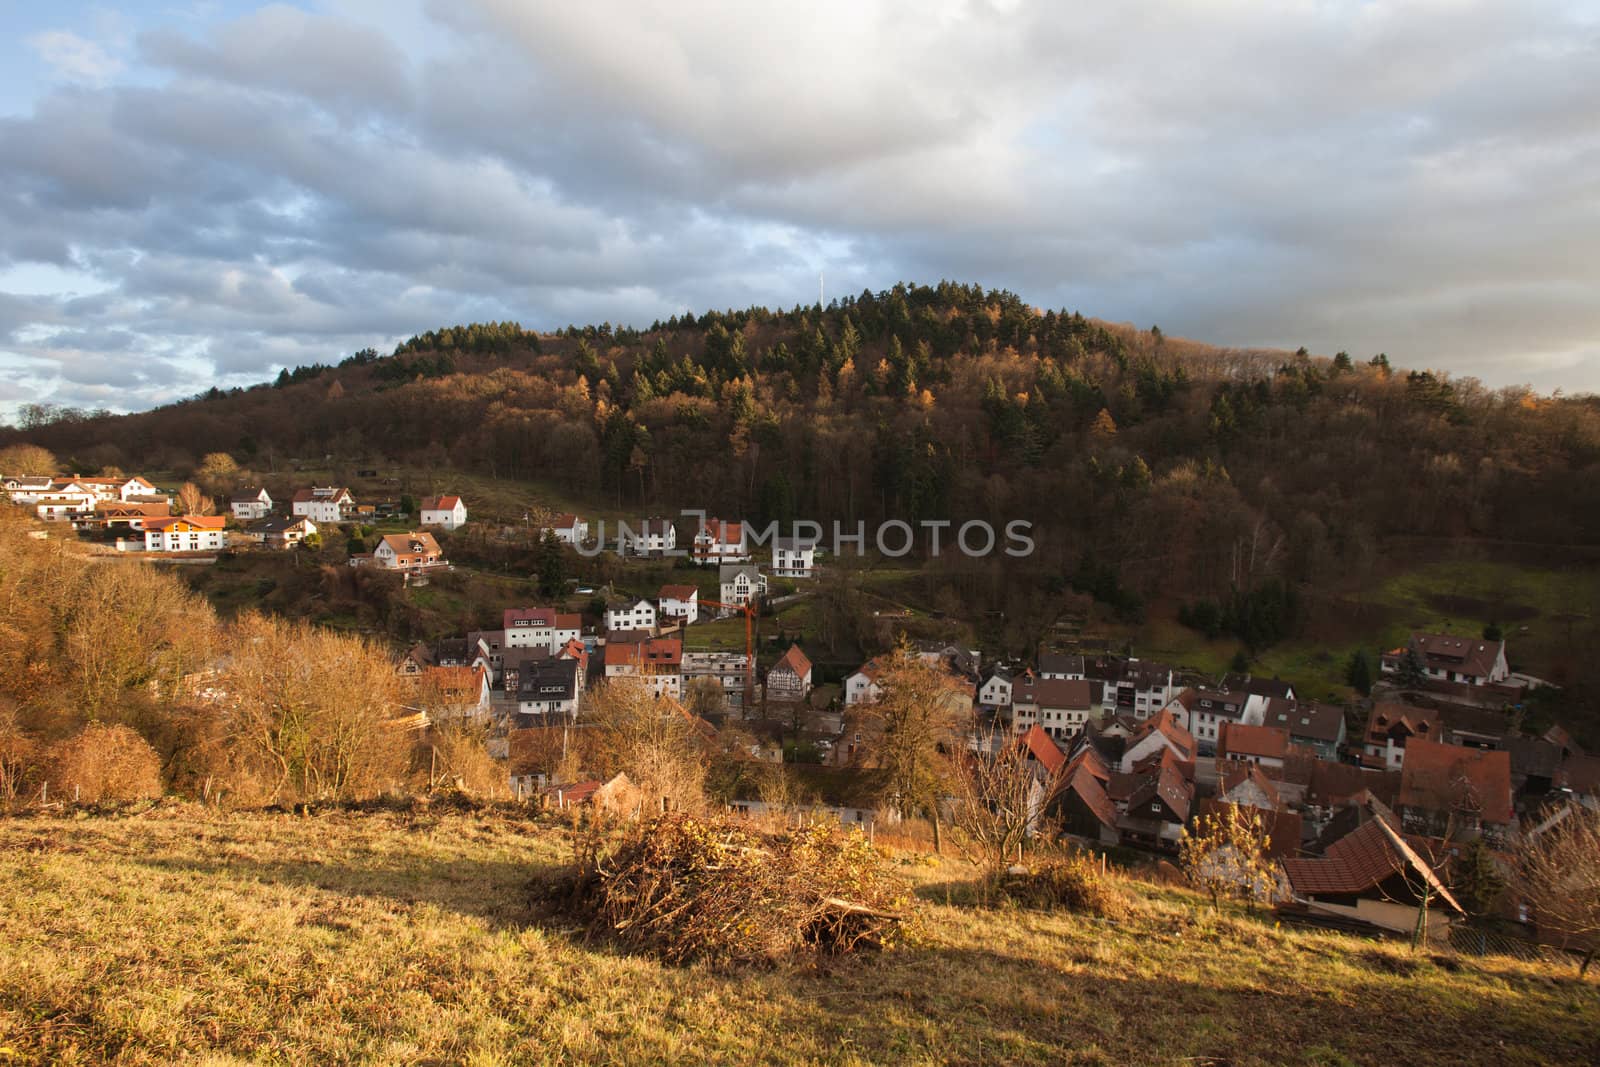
<box><xmin>844</xmin><ymin>658</ymin><xmax>886</xmax><ymax>706</ymax></box>
<box><xmin>419</xmin><ymin>494</ymin><xmax>468</xmax><ymax>530</ymax></box>
<box><xmin>692</xmin><ymin>518</ymin><xmax>750</xmax><ymax>564</ymax></box>
<box><xmin>1037</xmin><ymin>654</ymin><xmax>1086</xmax><ymax>680</ymax></box>
<box><xmin>1381</xmin><ymin>632</ymin><xmax>1511</xmax><ymax>687</ymax></box>
<box><xmin>251</xmin><ymin>516</ymin><xmax>316</xmax><ymax>549</ymax></box>
<box><xmin>1164</xmin><ymin>688</ymin><xmax>1247</xmax><ymax>754</ymax></box>
<box><xmin>1096</xmin><ymin>660</ymin><xmax>1181</xmax><ymax>719</ymax></box>
<box><xmin>658</xmin><ymin>584</ymin><xmax>700</xmax><ymax>626</ymax></box>
<box><xmin>2</xmin><ymin>475</ymin><xmax>54</xmax><ymax>503</ymax></box>
<box><xmin>770</xmin><ymin>536</ymin><xmax>817</xmax><ymax>579</ymax></box>
<box><xmin>292</xmin><ymin>486</ymin><xmax>355</xmax><ymax>523</ymax></box>
<box><xmin>978</xmin><ymin>667</ymin><xmax>1015</xmax><ymax>711</ymax></box>
<box><xmin>145</xmin><ymin>515</ymin><xmax>227</xmax><ymax>552</ymax></box>
<box><xmin>419</xmin><ymin>665</ymin><xmax>492</xmax><ymax>721</ymax></box>
<box><xmin>503</xmin><ymin>607</ymin><xmax>582</xmax><ymax>653</ymax></box>
<box><xmin>620</xmin><ymin>517</ymin><xmax>676</xmax><ymax>557</ymax></box>
<box><xmin>1011</xmin><ymin>677</ymin><xmax>1097</xmax><ymax>740</ymax></box>
<box><xmin>76</xmin><ymin>476</ymin><xmax>158</xmax><ymax>503</ymax></box>
<box><xmin>230</xmin><ymin>487</ymin><xmax>273</xmax><ymax>521</ymax></box>
<box><xmin>606</xmin><ymin>598</ymin><xmax>657</xmax><ymax>633</ymax></box>
<box><xmin>718</xmin><ymin>564</ymin><xmax>766</xmax><ymax>611</ymax></box>
<box><xmin>516</xmin><ymin>658</ymin><xmax>582</xmax><ymax>721</ymax></box>
<box><xmin>1117</xmin><ymin>708</ymin><xmax>1198</xmax><ymax>773</ymax></box>
<box><xmin>372</xmin><ymin>531</ymin><xmax>447</xmax><ymax>572</ymax></box>
<box><xmin>544</xmin><ymin>513</ymin><xmax>588</xmax><ymax>545</ymax></box>
<box><xmin>32</xmin><ymin>480</ymin><xmax>99</xmax><ymax>521</ymax></box>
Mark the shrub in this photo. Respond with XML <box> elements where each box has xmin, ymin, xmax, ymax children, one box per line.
<box><xmin>541</xmin><ymin>814</ymin><xmax>912</xmax><ymax>966</ymax></box>
<box><xmin>47</xmin><ymin>722</ymin><xmax>163</xmax><ymax>802</ymax></box>
<box><xmin>998</xmin><ymin>852</ymin><xmax>1129</xmax><ymax>919</ymax></box>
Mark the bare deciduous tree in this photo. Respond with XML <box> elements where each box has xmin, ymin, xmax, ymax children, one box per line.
<box><xmin>588</xmin><ymin>675</ymin><xmax>708</xmax><ymax>814</ymax></box>
<box><xmin>176</xmin><ymin>482</ymin><xmax>215</xmax><ymax>516</ymax></box>
<box><xmin>947</xmin><ymin>729</ymin><xmax>1062</xmax><ymax>874</ymax></box>
<box><xmin>220</xmin><ymin>613</ymin><xmax>411</xmax><ymax>803</ymax></box>
<box><xmin>1517</xmin><ymin>804</ymin><xmax>1600</xmax><ymax>976</ymax></box>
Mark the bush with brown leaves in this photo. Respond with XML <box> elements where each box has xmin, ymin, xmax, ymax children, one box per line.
<box><xmin>999</xmin><ymin>852</ymin><xmax>1129</xmax><ymax>919</ymax></box>
<box><xmin>542</xmin><ymin>814</ymin><xmax>913</xmax><ymax>967</ymax></box>
<box><xmin>47</xmin><ymin>722</ymin><xmax>163</xmax><ymax>802</ymax></box>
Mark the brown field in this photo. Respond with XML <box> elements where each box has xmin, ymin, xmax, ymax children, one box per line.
<box><xmin>1</xmin><ymin>804</ymin><xmax>1595</xmax><ymax>1065</ymax></box>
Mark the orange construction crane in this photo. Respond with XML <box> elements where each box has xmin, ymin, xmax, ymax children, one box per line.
<box><xmin>697</xmin><ymin>597</ymin><xmax>760</xmax><ymax>712</ymax></box>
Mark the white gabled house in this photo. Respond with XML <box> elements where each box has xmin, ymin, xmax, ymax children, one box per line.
<box><xmin>292</xmin><ymin>486</ymin><xmax>355</xmax><ymax>523</ymax></box>
<box><xmin>718</xmin><ymin>564</ymin><xmax>766</xmax><ymax>612</ymax></box>
<box><xmin>144</xmin><ymin>515</ymin><xmax>227</xmax><ymax>552</ymax></box>
<box><xmin>419</xmin><ymin>494</ymin><xmax>468</xmax><ymax>530</ymax></box>
<box><xmin>543</xmin><ymin>513</ymin><xmax>588</xmax><ymax>545</ymax></box>
<box><xmin>978</xmin><ymin>666</ymin><xmax>1015</xmax><ymax>711</ymax></box>
<box><xmin>766</xmin><ymin>644</ymin><xmax>813</xmax><ymax>703</ymax></box>
<box><xmin>770</xmin><ymin>536</ymin><xmax>817</xmax><ymax>579</ymax></box>
<box><xmin>230</xmin><ymin>487</ymin><xmax>273</xmax><ymax>521</ymax></box>
<box><xmin>605</xmin><ymin>598</ymin><xmax>657</xmax><ymax>633</ymax></box>
<box><xmin>619</xmin><ymin>517</ymin><xmax>676</xmax><ymax>557</ymax></box>
<box><xmin>658</xmin><ymin>584</ymin><xmax>700</xmax><ymax>626</ymax></box>
<box><xmin>503</xmin><ymin>607</ymin><xmax>582</xmax><ymax>653</ymax></box>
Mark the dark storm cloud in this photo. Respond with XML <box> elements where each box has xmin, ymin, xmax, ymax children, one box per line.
<box><xmin>2</xmin><ymin>0</ymin><xmax>1599</xmax><ymax>417</ymax></box>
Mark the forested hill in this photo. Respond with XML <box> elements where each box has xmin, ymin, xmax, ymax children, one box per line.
<box><xmin>10</xmin><ymin>281</ymin><xmax>1600</xmax><ymax>606</ymax></box>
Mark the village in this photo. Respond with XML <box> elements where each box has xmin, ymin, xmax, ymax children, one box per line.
<box><xmin>4</xmin><ymin>468</ymin><xmax>1599</xmax><ymax>952</ymax></box>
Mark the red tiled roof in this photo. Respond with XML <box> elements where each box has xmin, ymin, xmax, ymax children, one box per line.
<box><xmin>1018</xmin><ymin>725</ymin><xmax>1066</xmax><ymax>775</ymax></box>
<box><xmin>1365</xmin><ymin>701</ymin><xmax>1437</xmax><ymax>748</ymax></box>
<box><xmin>147</xmin><ymin>515</ymin><xmax>226</xmax><ymax>531</ymax></box>
<box><xmin>422</xmin><ymin>495</ymin><xmax>462</xmax><ymax>511</ymax></box>
<box><xmin>1197</xmin><ymin>799</ymin><xmax>1302</xmax><ymax>858</ymax></box>
<box><xmin>1408</xmin><ymin>632</ymin><xmax>1503</xmax><ymax>680</ymax></box>
<box><xmin>605</xmin><ymin>637</ymin><xmax>683</xmax><ymax>669</ymax></box>
<box><xmin>1281</xmin><ymin>813</ymin><xmax>1464</xmax><ymax>913</ymax></box>
<box><xmin>379</xmin><ymin>531</ymin><xmax>442</xmax><ymax>559</ymax></box>
<box><xmin>504</xmin><ymin>607</ymin><xmax>580</xmax><ymax>630</ymax></box>
<box><xmin>1218</xmin><ymin>760</ymin><xmax>1282</xmax><ymax>809</ymax></box>
<box><xmin>1131</xmin><ymin>706</ymin><xmax>1196</xmax><ymax>762</ymax></box>
<box><xmin>1218</xmin><ymin>722</ymin><xmax>1289</xmax><ymax>761</ymax></box>
<box><xmin>772</xmin><ymin>644</ymin><xmax>812</xmax><ymax>678</ymax></box>
<box><xmin>1061</xmin><ymin>765</ymin><xmax>1119</xmax><ymax>829</ymax></box>
<box><xmin>1397</xmin><ymin>738</ymin><xmax>1514</xmax><ymax>826</ymax></box>
<box><xmin>660</xmin><ymin>584</ymin><xmax>699</xmax><ymax>601</ymax></box>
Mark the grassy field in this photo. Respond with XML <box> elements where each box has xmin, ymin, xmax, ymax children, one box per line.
<box><xmin>1</xmin><ymin>805</ymin><xmax>1594</xmax><ymax>1066</ymax></box>
<box><xmin>1100</xmin><ymin>560</ymin><xmax>1600</xmax><ymax>702</ymax></box>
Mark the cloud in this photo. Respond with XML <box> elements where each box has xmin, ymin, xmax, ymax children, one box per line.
<box><xmin>3</xmin><ymin>0</ymin><xmax>1600</xmax><ymax>420</ymax></box>
<box><xmin>27</xmin><ymin>30</ymin><xmax>125</xmax><ymax>85</ymax></box>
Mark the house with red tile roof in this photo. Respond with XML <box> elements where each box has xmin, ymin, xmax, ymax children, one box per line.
<box><xmin>1363</xmin><ymin>701</ymin><xmax>1440</xmax><ymax>770</ymax></box>
<box><xmin>419</xmin><ymin>494</ymin><xmax>467</xmax><ymax>530</ymax></box>
<box><xmin>503</xmin><ymin>607</ymin><xmax>582</xmax><ymax>653</ymax></box>
<box><xmin>1217</xmin><ymin>722</ymin><xmax>1290</xmax><ymax>774</ymax></box>
<box><xmin>658</xmin><ymin>584</ymin><xmax>699</xmax><ymax>626</ymax></box>
<box><xmin>144</xmin><ymin>515</ymin><xmax>226</xmax><ymax>553</ymax></box>
<box><xmin>1395</xmin><ymin>738</ymin><xmax>1515</xmax><ymax>844</ymax></box>
<box><xmin>604</xmin><ymin>636</ymin><xmax>683</xmax><ymax>699</ymax></box>
<box><xmin>1117</xmin><ymin>706</ymin><xmax>1196</xmax><ymax>773</ymax></box>
<box><xmin>372</xmin><ymin>531</ymin><xmax>447</xmax><ymax>573</ymax></box>
<box><xmin>1116</xmin><ymin>760</ymin><xmax>1194</xmax><ymax>851</ymax></box>
<box><xmin>691</xmin><ymin>518</ymin><xmax>750</xmax><ymax>564</ymax></box>
<box><xmin>766</xmin><ymin>644</ymin><xmax>813</xmax><ymax>703</ymax></box>
<box><xmin>1281</xmin><ymin>802</ymin><xmax>1464</xmax><ymax>939</ymax></box>
<box><xmin>1017</xmin><ymin>724</ymin><xmax>1067</xmax><ymax>777</ymax></box>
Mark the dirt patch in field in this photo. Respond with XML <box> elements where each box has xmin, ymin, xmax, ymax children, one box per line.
<box><xmin>1423</xmin><ymin>593</ymin><xmax>1540</xmax><ymax>622</ymax></box>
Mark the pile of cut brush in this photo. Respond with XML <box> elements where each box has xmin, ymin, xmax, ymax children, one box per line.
<box><xmin>539</xmin><ymin>813</ymin><xmax>912</xmax><ymax>966</ymax></box>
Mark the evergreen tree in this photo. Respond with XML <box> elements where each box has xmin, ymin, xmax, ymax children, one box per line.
<box><xmin>1346</xmin><ymin>648</ymin><xmax>1374</xmax><ymax>695</ymax></box>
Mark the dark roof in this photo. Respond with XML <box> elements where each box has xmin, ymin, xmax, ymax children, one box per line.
<box><xmin>1124</xmin><ymin>762</ymin><xmax>1193</xmax><ymax>823</ymax></box>
<box><xmin>1221</xmin><ymin>673</ymin><xmax>1294</xmax><ymax>700</ymax></box>
<box><xmin>1037</xmin><ymin>653</ymin><xmax>1084</xmax><ymax>676</ymax></box>
<box><xmin>1188</xmin><ymin>689</ymin><xmax>1247</xmax><ymax>720</ymax></box>
<box><xmin>517</xmin><ymin>658</ymin><xmax>579</xmax><ymax>700</ymax></box>
<box><xmin>1262</xmin><ymin>698</ymin><xmax>1345</xmax><ymax>744</ymax></box>
<box><xmin>1498</xmin><ymin>735</ymin><xmax>1562</xmax><ymax>782</ymax></box>
<box><xmin>1015</xmin><ymin>677</ymin><xmax>1095</xmax><ymax>710</ymax></box>
<box><xmin>1059</xmin><ymin>766</ymin><xmax>1118</xmax><ymax>829</ymax></box>
<box><xmin>1408</xmin><ymin>633</ymin><xmax>1503</xmax><ymax>680</ymax></box>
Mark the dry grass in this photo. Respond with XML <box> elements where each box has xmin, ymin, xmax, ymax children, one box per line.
<box><xmin>0</xmin><ymin>805</ymin><xmax>1595</xmax><ymax>1065</ymax></box>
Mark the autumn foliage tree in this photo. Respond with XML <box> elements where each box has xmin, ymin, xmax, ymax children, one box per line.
<box><xmin>1179</xmin><ymin>803</ymin><xmax>1279</xmax><ymax>911</ymax></box>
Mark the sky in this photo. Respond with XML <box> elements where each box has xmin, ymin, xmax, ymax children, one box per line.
<box><xmin>2</xmin><ymin>0</ymin><xmax>1599</xmax><ymax>420</ymax></box>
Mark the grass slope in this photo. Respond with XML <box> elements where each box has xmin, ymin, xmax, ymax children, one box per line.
<box><xmin>2</xmin><ymin>806</ymin><xmax>1595</xmax><ymax>1065</ymax></box>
